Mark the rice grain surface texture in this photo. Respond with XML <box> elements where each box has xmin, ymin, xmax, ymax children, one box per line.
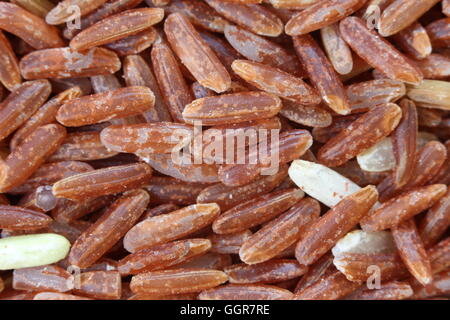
<box><xmin>0</xmin><ymin>0</ymin><xmax>448</xmax><ymax>302</ymax></box>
